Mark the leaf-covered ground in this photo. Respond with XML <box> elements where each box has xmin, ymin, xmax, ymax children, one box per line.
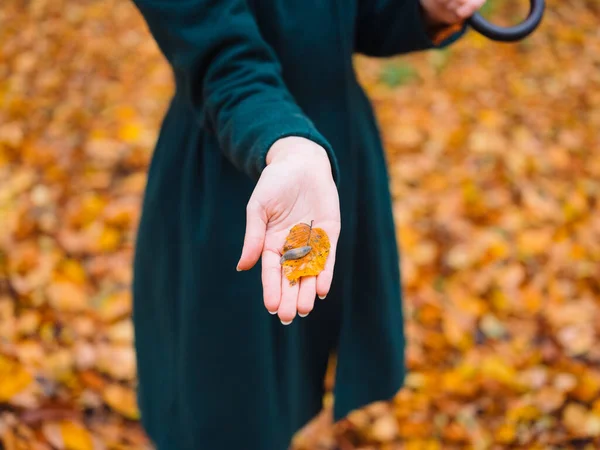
<box><xmin>1</xmin><ymin>1</ymin><xmax>598</xmax><ymax>449</ymax></box>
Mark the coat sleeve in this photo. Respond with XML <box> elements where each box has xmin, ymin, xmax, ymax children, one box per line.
<box><xmin>131</xmin><ymin>0</ymin><xmax>340</xmax><ymax>184</ymax></box>
<box><xmin>355</xmin><ymin>0</ymin><xmax>467</xmax><ymax>57</ymax></box>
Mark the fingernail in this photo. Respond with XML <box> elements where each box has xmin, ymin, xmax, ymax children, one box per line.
<box><xmin>236</xmin><ymin>265</ymin><xmax>241</xmax><ymax>272</ymax></box>
<box><xmin>298</xmin><ymin>312</ymin><xmax>309</xmax><ymax>318</ymax></box>
<box><xmin>318</xmin><ymin>295</ymin><xmax>326</xmax><ymax>300</ymax></box>
<box><xmin>281</xmin><ymin>320</ymin><xmax>293</xmax><ymax>326</ymax></box>
<box><xmin>268</xmin><ymin>310</ymin><xmax>277</xmax><ymax>315</ymax></box>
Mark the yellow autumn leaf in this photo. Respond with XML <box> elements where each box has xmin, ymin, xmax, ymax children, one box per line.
<box><xmin>0</xmin><ymin>356</ymin><xmax>33</xmax><ymax>402</ymax></box>
<box><xmin>60</xmin><ymin>421</ymin><xmax>94</xmax><ymax>450</ymax></box>
<box><xmin>479</xmin><ymin>355</ymin><xmax>519</xmax><ymax>387</ymax></box>
<box><xmin>118</xmin><ymin>123</ymin><xmax>142</xmax><ymax>143</ymax></box>
<box><xmin>98</xmin><ymin>226</ymin><xmax>121</xmax><ymax>252</ymax></box>
<box><xmin>495</xmin><ymin>422</ymin><xmax>516</xmax><ymax>444</ymax></box>
<box><xmin>55</xmin><ymin>259</ymin><xmax>87</xmax><ymax>284</ymax></box>
<box><xmin>97</xmin><ymin>291</ymin><xmax>132</xmax><ymax>322</ymax></box>
<box><xmin>78</xmin><ymin>194</ymin><xmax>107</xmax><ymax>227</ymax></box>
<box><xmin>507</xmin><ymin>404</ymin><xmax>541</xmax><ymax>423</ymax></box>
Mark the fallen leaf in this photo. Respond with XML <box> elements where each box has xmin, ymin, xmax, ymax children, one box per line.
<box><xmin>1</xmin><ymin>1</ymin><xmax>599</xmax><ymax>448</ymax></box>
<box><xmin>46</xmin><ymin>282</ymin><xmax>88</xmax><ymax>312</ymax></box>
<box><xmin>60</xmin><ymin>420</ymin><xmax>94</xmax><ymax>450</ymax></box>
<box><xmin>281</xmin><ymin>222</ymin><xmax>330</xmax><ymax>286</ymax></box>
<box><xmin>103</xmin><ymin>384</ymin><xmax>140</xmax><ymax>420</ymax></box>
<box><xmin>563</xmin><ymin>403</ymin><xmax>600</xmax><ymax>438</ymax></box>
<box><xmin>533</xmin><ymin>386</ymin><xmax>565</xmax><ymax>413</ymax></box>
<box><xmin>0</xmin><ymin>356</ymin><xmax>33</xmax><ymax>402</ymax></box>
<box><xmin>369</xmin><ymin>415</ymin><xmax>399</xmax><ymax>443</ymax></box>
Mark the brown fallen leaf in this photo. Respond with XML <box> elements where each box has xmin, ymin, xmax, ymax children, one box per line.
<box><xmin>20</xmin><ymin>405</ymin><xmax>81</xmax><ymax>426</ymax></box>
<box><xmin>281</xmin><ymin>222</ymin><xmax>330</xmax><ymax>286</ymax></box>
<box><xmin>79</xmin><ymin>370</ymin><xmax>107</xmax><ymax>392</ymax></box>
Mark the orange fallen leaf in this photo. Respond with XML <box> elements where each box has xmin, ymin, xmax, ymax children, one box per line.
<box><xmin>46</xmin><ymin>282</ymin><xmax>88</xmax><ymax>312</ymax></box>
<box><xmin>280</xmin><ymin>222</ymin><xmax>330</xmax><ymax>286</ymax></box>
<box><xmin>534</xmin><ymin>387</ymin><xmax>565</xmax><ymax>414</ymax></box>
<box><xmin>1</xmin><ymin>429</ymin><xmax>17</xmax><ymax>450</ymax></box>
<box><xmin>495</xmin><ymin>422</ymin><xmax>517</xmax><ymax>444</ymax></box>
<box><xmin>79</xmin><ymin>370</ymin><xmax>107</xmax><ymax>391</ymax></box>
<box><xmin>44</xmin><ymin>420</ymin><xmax>94</xmax><ymax>450</ymax></box>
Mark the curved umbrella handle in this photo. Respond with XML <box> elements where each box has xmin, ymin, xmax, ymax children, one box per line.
<box><xmin>467</xmin><ymin>0</ymin><xmax>546</xmax><ymax>42</ymax></box>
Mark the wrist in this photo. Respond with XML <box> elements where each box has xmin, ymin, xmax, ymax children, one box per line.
<box><xmin>419</xmin><ymin>2</ymin><xmax>465</xmax><ymax>45</ymax></box>
<box><xmin>420</xmin><ymin>1</ymin><xmax>446</xmax><ymax>26</ymax></box>
<box><xmin>266</xmin><ymin>136</ymin><xmax>331</xmax><ymax>167</ymax></box>
<box><xmin>419</xmin><ymin>0</ymin><xmax>463</xmax><ymax>27</ymax></box>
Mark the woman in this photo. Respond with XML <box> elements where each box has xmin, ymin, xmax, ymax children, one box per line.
<box><xmin>130</xmin><ymin>0</ymin><xmax>484</xmax><ymax>448</ymax></box>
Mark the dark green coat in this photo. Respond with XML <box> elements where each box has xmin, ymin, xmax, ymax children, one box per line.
<box><xmin>131</xmin><ymin>1</ymin><xmax>464</xmax><ymax>448</ymax></box>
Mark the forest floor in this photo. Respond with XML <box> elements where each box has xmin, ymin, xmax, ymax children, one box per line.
<box><xmin>1</xmin><ymin>0</ymin><xmax>599</xmax><ymax>449</ymax></box>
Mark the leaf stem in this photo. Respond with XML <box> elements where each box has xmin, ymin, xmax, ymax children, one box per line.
<box><xmin>307</xmin><ymin>220</ymin><xmax>314</xmax><ymax>245</ymax></box>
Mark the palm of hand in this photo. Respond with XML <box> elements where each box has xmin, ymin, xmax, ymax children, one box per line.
<box><xmin>236</xmin><ymin>138</ymin><xmax>341</xmax><ymax>324</ymax></box>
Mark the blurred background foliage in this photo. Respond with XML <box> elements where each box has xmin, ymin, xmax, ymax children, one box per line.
<box><xmin>0</xmin><ymin>0</ymin><xmax>599</xmax><ymax>449</ymax></box>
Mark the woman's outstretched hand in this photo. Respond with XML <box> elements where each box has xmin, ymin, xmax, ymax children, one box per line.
<box><xmin>236</xmin><ymin>137</ymin><xmax>341</xmax><ymax>325</ymax></box>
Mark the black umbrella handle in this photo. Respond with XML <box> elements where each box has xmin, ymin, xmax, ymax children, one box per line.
<box><xmin>467</xmin><ymin>0</ymin><xmax>545</xmax><ymax>42</ymax></box>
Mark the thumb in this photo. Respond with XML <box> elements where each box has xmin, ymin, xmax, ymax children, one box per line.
<box><xmin>237</xmin><ymin>200</ymin><xmax>267</xmax><ymax>271</ymax></box>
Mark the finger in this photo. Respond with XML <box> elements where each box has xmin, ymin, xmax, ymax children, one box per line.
<box><xmin>297</xmin><ymin>276</ymin><xmax>316</xmax><ymax>317</ymax></box>
<box><xmin>456</xmin><ymin>0</ymin><xmax>484</xmax><ymax>18</ymax></box>
<box><xmin>237</xmin><ymin>200</ymin><xmax>266</xmax><ymax>271</ymax></box>
<box><xmin>316</xmin><ymin>224</ymin><xmax>340</xmax><ymax>300</ymax></box>
<box><xmin>278</xmin><ymin>274</ymin><xmax>299</xmax><ymax>325</ymax></box>
<box><xmin>447</xmin><ymin>0</ymin><xmax>465</xmax><ymax>13</ymax></box>
<box><xmin>261</xmin><ymin>250</ymin><xmax>282</xmax><ymax>314</ymax></box>
<box><xmin>445</xmin><ymin>0</ymin><xmax>465</xmax><ymax>21</ymax></box>
<box><xmin>444</xmin><ymin>9</ymin><xmax>462</xmax><ymax>23</ymax></box>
